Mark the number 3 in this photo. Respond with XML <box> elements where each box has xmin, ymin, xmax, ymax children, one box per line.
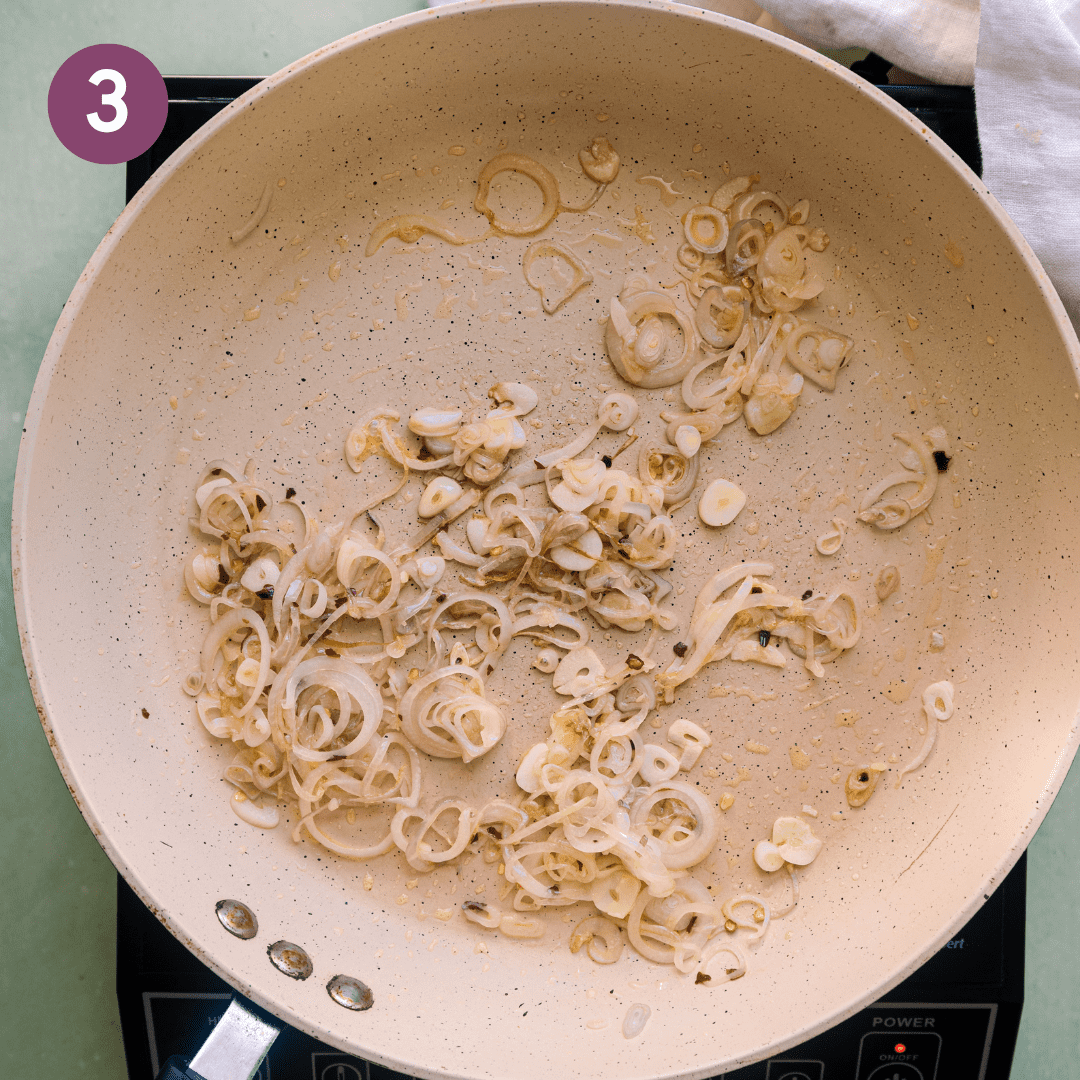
<box><xmin>86</xmin><ymin>68</ymin><xmax>128</xmax><ymax>133</ymax></box>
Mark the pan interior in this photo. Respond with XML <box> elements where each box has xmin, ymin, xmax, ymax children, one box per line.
<box><xmin>15</xmin><ymin>3</ymin><xmax>1080</xmax><ymax>1077</ymax></box>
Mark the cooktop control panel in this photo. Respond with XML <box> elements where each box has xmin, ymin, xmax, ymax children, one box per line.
<box><xmin>126</xmin><ymin>994</ymin><xmax>989</xmax><ymax>1080</ymax></box>
<box><xmin>723</xmin><ymin>1004</ymin><xmax>997</xmax><ymax>1080</ymax></box>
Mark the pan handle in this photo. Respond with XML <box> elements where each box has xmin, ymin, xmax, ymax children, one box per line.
<box><xmin>154</xmin><ymin>998</ymin><xmax>279</xmax><ymax>1080</ymax></box>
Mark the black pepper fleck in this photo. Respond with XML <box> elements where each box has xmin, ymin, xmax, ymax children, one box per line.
<box><xmin>933</xmin><ymin>450</ymin><xmax>951</xmax><ymax>473</ymax></box>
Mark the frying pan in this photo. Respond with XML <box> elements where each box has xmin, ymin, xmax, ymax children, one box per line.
<box><xmin>14</xmin><ymin>2</ymin><xmax>1080</xmax><ymax>1077</ymax></box>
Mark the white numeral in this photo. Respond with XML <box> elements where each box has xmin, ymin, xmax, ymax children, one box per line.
<box><xmin>86</xmin><ymin>68</ymin><xmax>128</xmax><ymax>133</ymax></box>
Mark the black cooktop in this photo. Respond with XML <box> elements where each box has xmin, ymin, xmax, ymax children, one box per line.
<box><xmin>119</xmin><ymin>73</ymin><xmax>1012</xmax><ymax>1080</ymax></box>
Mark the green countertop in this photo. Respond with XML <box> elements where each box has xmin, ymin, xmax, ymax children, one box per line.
<box><xmin>2</xmin><ymin>3</ymin><xmax>1077</xmax><ymax>1078</ymax></box>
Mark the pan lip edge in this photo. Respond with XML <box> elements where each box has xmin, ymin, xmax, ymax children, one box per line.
<box><xmin>12</xmin><ymin>3</ymin><xmax>1080</xmax><ymax>1076</ymax></box>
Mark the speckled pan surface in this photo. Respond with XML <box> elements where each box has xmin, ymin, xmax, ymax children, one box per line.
<box><xmin>13</xmin><ymin>2</ymin><xmax>1080</xmax><ymax>1077</ymax></box>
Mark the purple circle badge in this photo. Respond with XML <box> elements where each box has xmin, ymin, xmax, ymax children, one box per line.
<box><xmin>48</xmin><ymin>44</ymin><xmax>167</xmax><ymax>165</ymax></box>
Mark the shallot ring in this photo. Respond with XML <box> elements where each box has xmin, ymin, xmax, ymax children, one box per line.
<box><xmin>474</xmin><ymin>153</ymin><xmax>560</xmax><ymax>236</ymax></box>
<box><xmin>683</xmin><ymin>205</ymin><xmax>729</xmax><ymax>255</ymax></box>
<box><xmin>522</xmin><ymin>240</ymin><xmax>593</xmax><ymax>314</ymax></box>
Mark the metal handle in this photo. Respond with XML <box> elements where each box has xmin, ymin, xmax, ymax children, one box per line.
<box><xmin>153</xmin><ymin>999</ymin><xmax>278</xmax><ymax>1080</ymax></box>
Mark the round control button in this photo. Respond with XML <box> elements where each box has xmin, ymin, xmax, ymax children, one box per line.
<box><xmin>320</xmin><ymin>1065</ymin><xmax>362</xmax><ymax>1080</ymax></box>
<box><xmin>868</xmin><ymin>1063</ymin><xmax>925</xmax><ymax>1080</ymax></box>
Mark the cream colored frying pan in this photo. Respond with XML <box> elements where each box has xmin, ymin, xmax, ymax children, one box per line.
<box><xmin>13</xmin><ymin>3</ymin><xmax>1080</xmax><ymax>1077</ymax></box>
